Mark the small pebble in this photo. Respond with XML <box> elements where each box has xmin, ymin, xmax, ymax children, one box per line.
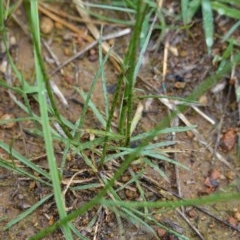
<box><xmin>10</xmin><ymin>36</ymin><xmax>17</xmax><ymax>46</ymax></box>
<box><xmin>174</xmin><ymin>81</ymin><xmax>186</xmax><ymax>89</ymax></box>
<box><xmin>226</xmin><ymin>171</ymin><xmax>235</xmax><ymax>181</ymax></box>
<box><xmin>88</xmin><ymin>49</ymin><xmax>98</xmax><ymax>61</ymax></box>
<box><xmin>55</xmin><ymin>22</ymin><xmax>63</xmax><ymax>29</ymax></box>
<box><xmin>0</xmin><ymin>113</ymin><xmax>16</xmax><ymax>129</ymax></box>
<box><xmin>0</xmin><ymin>60</ymin><xmax>7</xmax><ymax>73</ymax></box>
<box><xmin>40</xmin><ymin>17</ymin><xmax>54</xmax><ymax>34</ymax></box>
<box><xmin>157</xmin><ymin>228</ymin><xmax>167</xmax><ymax>237</ymax></box>
<box><xmin>125</xmin><ymin>189</ymin><xmax>138</xmax><ymax>199</ymax></box>
<box><xmin>219</xmin><ymin>128</ymin><xmax>237</xmax><ymax>152</ymax></box>
<box><xmin>108</xmin><ymin>39</ymin><xmax>115</xmax><ymax>46</ymax></box>
<box><xmin>179</xmin><ymin>50</ymin><xmax>187</xmax><ymax>57</ymax></box>
<box><xmin>64</xmin><ymin>47</ymin><xmax>72</xmax><ymax>56</ymax></box>
<box><xmin>199</xmin><ymin>95</ymin><xmax>208</xmax><ymax>106</ymax></box>
<box><xmin>234</xmin><ymin>211</ymin><xmax>240</xmax><ymax>221</ymax></box>
<box><xmin>121</xmin><ymin>175</ymin><xmax>130</xmax><ymax>183</ymax></box>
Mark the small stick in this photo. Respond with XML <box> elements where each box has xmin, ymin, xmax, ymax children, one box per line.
<box><xmin>42</xmin><ymin>40</ymin><xmax>61</xmax><ymax>67</ymax></box>
<box><xmin>38</xmin><ymin>3</ymin><xmax>93</xmax><ymax>43</ymax></box>
<box><xmin>138</xmin><ymin>76</ymin><xmax>231</xmax><ymax>168</ymax></box>
<box><xmin>141</xmin><ymin>175</ymin><xmax>240</xmax><ymax>233</ymax></box>
<box><xmin>177</xmin><ymin>209</ymin><xmax>205</xmax><ymax>240</ymax></box>
<box><xmin>50</xmin><ymin>28</ymin><xmax>131</xmax><ymax>76</ymax></box>
<box><xmin>192</xmin><ymin>105</ymin><xmax>216</xmax><ymax>125</ymax></box>
<box><xmin>130</xmin><ymin>102</ymin><xmax>144</xmax><ymax>135</ymax></box>
<box><xmin>73</xmin><ymin>0</ymin><xmax>123</xmax><ymax>72</ymax></box>
<box><xmin>93</xmin><ymin>207</ymin><xmax>104</xmax><ymax>240</ymax></box>
<box><xmin>42</xmin><ymin>40</ymin><xmax>69</xmax><ymax>106</ymax></box>
<box><xmin>39</xmin><ymin>2</ymin><xmax>126</xmax><ymax>27</ymax></box>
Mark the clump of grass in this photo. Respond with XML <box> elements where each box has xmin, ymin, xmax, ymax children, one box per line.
<box><xmin>0</xmin><ymin>1</ymin><xmax>240</xmax><ymax>240</ymax></box>
<box><xmin>181</xmin><ymin>0</ymin><xmax>240</xmax><ymax>53</ymax></box>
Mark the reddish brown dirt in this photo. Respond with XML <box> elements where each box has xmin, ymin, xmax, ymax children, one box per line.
<box><xmin>0</xmin><ymin>2</ymin><xmax>239</xmax><ymax>240</ymax></box>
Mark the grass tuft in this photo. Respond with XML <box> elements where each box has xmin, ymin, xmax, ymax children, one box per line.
<box><xmin>0</xmin><ymin>0</ymin><xmax>239</xmax><ymax>239</ymax></box>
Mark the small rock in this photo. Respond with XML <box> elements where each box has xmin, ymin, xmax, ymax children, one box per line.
<box><xmin>121</xmin><ymin>175</ymin><xmax>130</xmax><ymax>183</ymax></box>
<box><xmin>179</xmin><ymin>50</ymin><xmax>187</xmax><ymax>57</ymax></box>
<box><xmin>234</xmin><ymin>211</ymin><xmax>240</xmax><ymax>221</ymax></box>
<box><xmin>0</xmin><ymin>60</ymin><xmax>7</xmax><ymax>73</ymax></box>
<box><xmin>48</xmin><ymin>215</ymin><xmax>55</xmax><ymax>225</ymax></box>
<box><xmin>40</xmin><ymin>17</ymin><xmax>54</xmax><ymax>34</ymax></box>
<box><xmin>0</xmin><ymin>113</ymin><xmax>16</xmax><ymax>129</ymax></box>
<box><xmin>88</xmin><ymin>49</ymin><xmax>98</xmax><ymax>62</ymax></box>
<box><xmin>55</xmin><ymin>21</ymin><xmax>63</xmax><ymax>29</ymax></box>
<box><xmin>64</xmin><ymin>47</ymin><xmax>72</xmax><ymax>56</ymax></box>
<box><xmin>227</xmin><ymin>216</ymin><xmax>238</xmax><ymax>227</ymax></box>
<box><xmin>10</xmin><ymin>36</ymin><xmax>17</xmax><ymax>46</ymax></box>
<box><xmin>210</xmin><ymin>169</ymin><xmax>221</xmax><ymax>180</ymax></box>
<box><xmin>199</xmin><ymin>95</ymin><xmax>208</xmax><ymax>106</ymax></box>
<box><xmin>186</xmin><ymin>208</ymin><xmax>198</xmax><ymax>219</ymax></box>
<box><xmin>157</xmin><ymin>228</ymin><xmax>166</xmax><ymax>237</ymax></box>
<box><xmin>125</xmin><ymin>189</ymin><xmax>138</xmax><ymax>200</ymax></box>
<box><xmin>108</xmin><ymin>39</ymin><xmax>115</xmax><ymax>46</ymax></box>
<box><xmin>219</xmin><ymin>128</ymin><xmax>237</xmax><ymax>152</ymax></box>
<box><xmin>174</xmin><ymin>81</ymin><xmax>186</xmax><ymax>89</ymax></box>
<box><xmin>226</xmin><ymin>171</ymin><xmax>235</xmax><ymax>181</ymax></box>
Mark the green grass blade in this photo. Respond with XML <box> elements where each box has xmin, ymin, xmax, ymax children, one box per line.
<box><xmin>181</xmin><ymin>0</ymin><xmax>189</xmax><ymax>25</ymax></box>
<box><xmin>119</xmin><ymin>0</ymin><xmax>147</xmax><ymax>145</ymax></box>
<box><xmin>116</xmin><ymin>170</ymin><xmax>143</xmax><ymax>192</ymax></box>
<box><xmin>186</xmin><ymin>0</ymin><xmax>201</xmax><ymax>23</ymax></box>
<box><xmin>72</xmin><ymin>46</ymin><xmax>112</xmax><ymax>138</ymax></box>
<box><xmin>134</xmin><ymin>8</ymin><xmax>155</xmax><ymax>81</ymax></box>
<box><xmin>143</xmin><ymin>152</ymin><xmax>189</xmax><ymax>170</ymax></box>
<box><xmin>101</xmin><ymin>192</ymin><xmax>240</xmax><ymax>209</ymax></box>
<box><xmin>0</xmin><ymin>158</ymin><xmax>50</xmax><ymax>186</ymax></box>
<box><xmin>143</xmin><ymin>157</ymin><xmax>169</xmax><ymax>181</ymax></box>
<box><xmin>121</xmin><ymin>207</ymin><xmax>158</xmax><ymax>237</ymax></box>
<box><xmin>4</xmin><ymin>194</ymin><xmax>53</xmax><ymax>230</ymax></box>
<box><xmin>222</xmin><ymin>21</ymin><xmax>240</xmax><ymax>42</ymax></box>
<box><xmin>75</xmin><ymin>88</ymin><xmax>107</xmax><ymax>128</ymax></box>
<box><xmin>27</xmin><ymin>1</ymin><xmax>73</xmax><ymax>238</ymax></box>
<box><xmin>211</xmin><ymin>1</ymin><xmax>240</xmax><ymax>20</ymax></box>
<box><xmin>0</xmin><ymin>141</ymin><xmax>50</xmax><ymax>180</ymax></box>
<box><xmin>82</xmin><ymin>2</ymin><xmax>135</xmax><ymax>13</ymax></box>
<box><xmin>131</xmin><ymin>125</ymin><xmax>196</xmax><ymax>142</ymax></box>
<box><xmin>202</xmin><ymin>0</ymin><xmax>214</xmax><ymax>54</ymax></box>
<box><xmin>99</xmin><ymin>27</ymin><xmax>109</xmax><ymax>119</ymax></box>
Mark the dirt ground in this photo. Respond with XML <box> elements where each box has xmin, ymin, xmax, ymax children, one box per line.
<box><xmin>0</xmin><ymin>1</ymin><xmax>240</xmax><ymax>240</ymax></box>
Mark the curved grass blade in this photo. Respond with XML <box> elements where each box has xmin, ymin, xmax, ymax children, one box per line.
<box><xmin>186</xmin><ymin>0</ymin><xmax>201</xmax><ymax>23</ymax></box>
<box><xmin>202</xmin><ymin>0</ymin><xmax>214</xmax><ymax>54</ymax></box>
<box><xmin>0</xmin><ymin>158</ymin><xmax>50</xmax><ymax>186</ymax></box>
<box><xmin>75</xmin><ymin>88</ymin><xmax>107</xmax><ymax>128</ymax></box>
<box><xmin>131</xmin><ymin>125</ymin><xmax>196</xmax><ymax>142</ymax></box>
<box><xmin>72</xmin><ymin>46</ymin><xmax>112</xmax><ymax>138</ymax></box>
<box><xmin>4</xmin><ymin>193</ymin><xmax>53</xmax><ymax>230</ymax></box>
<box><xmin>222</xmin><ymin>21</ymin><xmax>240</xmax><ymax>42</ymax></box>
<box><xmin>143</xmin><ymin>157</ymin><xmax>169</xmax><ymax>181</ymax></box>
<box><xmin>0</xmin><ymin>141</ymin><xmax>50</xmax><ymax>180</ymax></box>
<box><xmin>27</xmin><ymin>1</ymin><xmax>73</xmax><ymax>238</ymax></box>
<box><xmin>211</xmin><ymin>1</ymin><xmax>240</xmax><ymax>20</ymax></box>
<box><xmin>101</xmin><ymin>192</ymin><xmax>240</xmax><ymax>210</ymax></box>
<box><xmin>143</xmin><ymin>151</ymin><xmax>189</xmax><ymax>170</ymax></box>
<box><xmin>181</xmin><ymin>0</ymin><xmax>189</xmax><ymax>25</ymax></box>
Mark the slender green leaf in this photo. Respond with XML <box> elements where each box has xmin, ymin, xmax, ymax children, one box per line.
<box><xmin>4</xmin><ymin>194</ymin><xmax>53</xmax><ymax>230</ymax></box>
<box><xmin>202</xmin><ymin>0</ymin><xmax>214</xmax><ymax>54</ymax></box>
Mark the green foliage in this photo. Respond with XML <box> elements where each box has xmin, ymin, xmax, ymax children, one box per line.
<box><xmin>0</xmin><ymin>0</ymin><xmax>240</xmax><ymax>239</ymax></box>
<box><xmin>181</xmin><ymin>0</ymin><xmax>240</xmax><ymax>52</ymax></box>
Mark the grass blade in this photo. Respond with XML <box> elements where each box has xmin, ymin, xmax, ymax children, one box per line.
<box><xmin>202</xmin><ymin>0</ymin><xmax>214</xmax><ymax>54</ymax></box>
<box><xmin>27</xmin><ymin>1</ymin><xmax>73</xmax><ymax>238</ymax></box>
<box><xmin>4</xmin><ymin>194</ymin><xmax>53</xmax><ymax>230</ymax></box>
<box><xmin>181</xmin><ymin>0</ymin><xmax>189</xmax><ymax>25</ymax></box>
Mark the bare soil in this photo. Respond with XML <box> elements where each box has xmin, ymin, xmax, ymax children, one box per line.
<box><xmin>0</xmin><ymin>1</ymin><xmax>239</xmax><ymax>240</ymax></box>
